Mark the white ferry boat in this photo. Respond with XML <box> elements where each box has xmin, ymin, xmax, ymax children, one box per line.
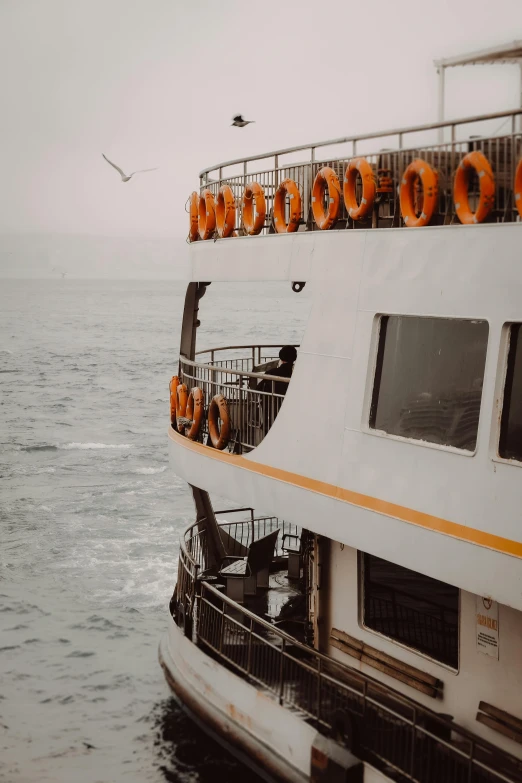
<box><xmin>160</xmin><ymin>44</ymin><xmax>522</xmax><ymax>783</ymax></box>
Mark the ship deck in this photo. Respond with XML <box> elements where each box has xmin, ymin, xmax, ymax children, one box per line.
<box><xmin>171</xmin><ymin>507</ymin><xmax>522</xmax><ymax>783</ymax></box>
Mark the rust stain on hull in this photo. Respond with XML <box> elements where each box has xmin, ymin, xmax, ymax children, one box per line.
<box><xmin>158</xmin><ymin>647</ymin><xmax>306</xmax><ymax>783</ymax></box>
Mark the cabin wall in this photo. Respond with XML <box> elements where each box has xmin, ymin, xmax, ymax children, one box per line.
<box><xmin>325</xmin><ymin>542</ymin><xmax>522</xmax><ymax>760</ymax></box>
<box><xmin>175</xmin><ymin>224</ymin><xmax>522</xmax><ymax>607</ymax></box>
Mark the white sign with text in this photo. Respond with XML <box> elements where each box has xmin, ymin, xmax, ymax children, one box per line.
<box><xmin>476</xmin><ymin>596</ymin><xmax>499</xmax><ymax>659</ymax></box>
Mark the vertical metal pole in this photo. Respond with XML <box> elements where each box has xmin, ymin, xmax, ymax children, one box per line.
<box><xmin>247</xmin><ymin>616</ymin><xmax>253</xmax><ymax>675</ymax></box>
<box><xmin>519</xmin><ymin>60</ymin><xmax>522</xmax><ymax>133</ymax></box>
<box><xmin>437</xmin><ymin>67</ymin><xmax>445</xmax><ymax>144</ymax></box>
<box><xmin>316</xmin><ymin>658</ymin><xmax>322</xmax><ymax>723</ymax></box>
<box><xmin>219</xmin><ymin>597</ymin><xmax>226</xmax><ymax>653</ymax></box>
<box><xmin>410</xmin><ymin>706</ymin><xmax>416</xmax><ymax>778</ymax></box>
<box><xmin>279</xmin><ymin>639</ymin><xmax>285</xmax><ymax>705</ymax></box>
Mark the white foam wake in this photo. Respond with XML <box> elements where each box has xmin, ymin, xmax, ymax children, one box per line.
<box><xmin>60</xmin><ymin>443</ymin><xmax>133</xmax><ymax>450</ymax></box>
<box><xmin>133</xmin><ymin>466</ymin><xmax>167</xmax><ymax>475</ymax></box>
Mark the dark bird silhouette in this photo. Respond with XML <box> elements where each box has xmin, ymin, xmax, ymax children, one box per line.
<box><xmin>102</xmin><ymin>154</ymin><xmax>157</xmax><ymax>182</ymax></box>
<box><xmin>231</xmin><ymin>114</ymin><xmax>255</xmax><ymax>128</ymax></box>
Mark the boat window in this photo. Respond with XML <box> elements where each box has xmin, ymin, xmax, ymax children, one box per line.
<box><xmin>361</xmin><ymin>553</ymin><xmax>459</xmax><ymax>668</ymax></box>
<box><xmin>369</xmin><ymin>316</ymin><xmax>488</xmax><ymax>451</ymax></box>
<box><xmin>499</xmin><ymin>323</ymin><xmax>522</xmax><ymax>462</ymax></box>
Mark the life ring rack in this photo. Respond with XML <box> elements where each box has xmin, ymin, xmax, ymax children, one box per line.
<box><xmin>216</xmin><ymin>185</ymin><xmax>236</xmax><ymax>238</ymax></box>
<box><xmin>176</xmin><ymin>383</ymin><xmax>189</xmax><ymax>433</ymax></box>
<box><xmin>208</xmin><ymin>394</ymin><xmax>230</xmax><ymax>450</ymax></box>
<box><xmin>343</xmin><ymin>157</ymin><xmax>375</xmax><ymax>221</ymax></box>
<box><xmin>454</xmin><ymin>151</ymin><xmax>495</xmax><ymax>224</ymax></box>
<box><xmin>273</xmin><ymin>178</ymin><xmax>302</xmax><ymax>233</ymax></box>
<box><xmin>400</xmin><ymin>159</ymin><xmax>439</xmax><ymax>228</ymax></box>
<box><xmin>188</xmin><ymin>192</ymin><xmax>199</xmax><ymax>242</ymax></box>
<box><xmin>242</xmin><ymin>182</ymin><xmax>266</xmax><ymax>235</ymax></box>
<box><xmin>184</xmin><ymin>387</ymin><xmax>204</xmax><ymax>440</ymax></box>
<box><xmin>169</xmin><ymin>375</ymin><xmax>179</xmax><ymax>428</ymax></box>
<box><xmin>311</xmin><ymin>167</ymin><xmax>341</xmax><ymax>230</ymax></box>
<box><xmin>198</xmin><ymin>189</ymin><xmax>216</xmax><ymax>240</ymax></box>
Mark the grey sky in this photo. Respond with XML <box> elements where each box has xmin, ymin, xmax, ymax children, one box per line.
<box><xmin>1</xmin><ymin>0</ymin><xmax>521</xmax><ymax>238</ymax></box>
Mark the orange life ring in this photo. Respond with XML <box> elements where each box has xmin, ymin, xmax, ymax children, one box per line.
<box><xmin>343</xmin><ymin>158</ymin><xmax>375</xmax><ymax>221</ymax></box>
<box><xmin>242</xmin><ymin>182</ymin><xmax>266</xmax><ymax>235</ymax></box>
<box><xmin>208</xmin><ymin>394</ymin><xmax>230</xmax><ymax>450</ymax></box>
<box><xmin>514</xmin><ymin>159</ymin><xmax>522</xmax><ymax>219</ymax></box>
<box><xmin>216</xmin><ymin>185</ymin><xmax>236</xmax><ymax>238</ymax></box>
<box><xmin>198</xmin><ymin>189</ymin><xmax>216</xmax><ymax>240</ymax></box>
<box><xmin>454</xmin><ymin>152</ymin><xmax>495</xmax><ymax>224</ymax></box>
<box><xmin>400</xmin><ymin>159</ymin><xmax>439</xmax><ymax>228</ymax></box>
<box><xmin>184</xmin><ymin>387</ymin><xmax>204</xmax><ymax>440</ymax></box>
<box><xmin>312</xmin><ymin>167</ymin><xmax>341</xmax><ymax>230</ymax></box>
<box><xmin>169</xmin><ymin>375</ymin><xmax>179</xmax><ymax>427</ymax></box>
<box><xmin>188</xmin><ymin>192</ymin><xmax>199</xmax><ymax>242</ymax></box>
<box><xmin>273</xmin><ymin>179</ymin><xmax>302</xmax><ymax>233</ymax></box>
<box><xmin>176</xmin><ymin>383</ymin><xmax>188</xmax><ymax>433</ymax></box>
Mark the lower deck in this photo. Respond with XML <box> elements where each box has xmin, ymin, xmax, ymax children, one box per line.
<box><xmin>169</xmin><ymin>492</ymin><xmax>522</xmax><ymax>783</ymax></box>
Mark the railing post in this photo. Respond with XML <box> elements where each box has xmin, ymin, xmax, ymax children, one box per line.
<box><xmin>316</xmin><ymin>657</ymin><xmax>322</xmax><ymax>724</ymax></box>
<box><xmin>247</xmin><ymin>616</ymin><xmax>253</xmax><ymax>675</ymax></box>
<box><xmin>219</xmin><ymin>596</ymin><xmax>226</xmax><ymax>654</ymax></box>
<box><xmin>467</xmin><ymin>739</ymin><xmax>475</xmax><ymax>783</ymax></box>
<box><xmin>279</xmin><ymin>638</ymin><xmax>285</xmax><ymax>705</ymax></box>
<box><xmin>192</xmin><ymin>566</ymin><xmax>200</xmax><ymax>643</ymax></box>
<box><xmin>274</xmin><ymin>155</ymin><xmax>279</xmax><ymax>188</ymax></box>
<box><xmin>410</xmin><ymin>706</ymin><xmax>416</xmax><ymax>778</ymax></box>
<box><xmin>250</xmin><ymin>507</ymin><xmax>255</xmax><ymax>544</ymax></box>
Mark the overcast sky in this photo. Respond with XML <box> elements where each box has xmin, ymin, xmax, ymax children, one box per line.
<box><xmin>1</xmin><ymin>0</ymin><xmax>521</xmax><ymax>238</ymax></box>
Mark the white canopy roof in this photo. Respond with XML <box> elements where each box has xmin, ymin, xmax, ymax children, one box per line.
<box><xmin>434</xmin><ymin>40</ymin><xmax>522</xmax><ymax>69</ymax></box>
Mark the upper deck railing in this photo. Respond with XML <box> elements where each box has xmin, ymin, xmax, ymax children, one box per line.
<box><xmin>192</xmin><ymin>109</ymin><xmax>522</xmax><ymax>238</ymax></box>
<box><xmin>178</xmin><ymin>345</ymin><xmax>297</xmax><ymax>452</ymax></box>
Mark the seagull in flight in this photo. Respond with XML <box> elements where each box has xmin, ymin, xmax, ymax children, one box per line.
<box><xmin>102</xmin><ymin>154</ymin><xmax>157</xmax><ymax>182</ymax></box>
<box><xmin>231</xmin><ymin>114</ymin><xmax>255</xmax><ymax>128</ymax></box>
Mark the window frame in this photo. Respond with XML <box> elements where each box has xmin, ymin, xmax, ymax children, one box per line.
<box><xmin>492</xmin><ymin>322</ymin><xmax>522</xmax><ymax>467</ymax></box>
<box><xmin>363</xmin><ymin>313</ymin><xmax>490</xmax><ymax>457</ymax></box>
<box><xmin>357</xmin><ymin>551</ymin><xmax>460</xmax><ymax>672</ymax></box>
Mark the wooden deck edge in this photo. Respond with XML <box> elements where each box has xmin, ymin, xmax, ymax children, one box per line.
<box><xmin>330</xmin><ymin>628</ymin><xmax>443</xmax><ymax>699</ymax></box>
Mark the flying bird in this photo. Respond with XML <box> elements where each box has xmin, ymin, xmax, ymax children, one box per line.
<box><xmin>231</xmin><ymin>115</ymin><xmax>255</xmax><ymax>128</ymax></box>
<box><xmin>102</xmin><ymin>154</ymin><xmax>157</xmax><ymax>182</ymax></box>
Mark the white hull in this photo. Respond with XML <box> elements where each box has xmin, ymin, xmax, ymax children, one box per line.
<box><xmin>160</xmin><ymin>619</ymin><xmax>388</xmax><ymax>783</ymax></box>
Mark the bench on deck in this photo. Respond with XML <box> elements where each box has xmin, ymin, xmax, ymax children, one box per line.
<box><xmin>219</xmin><ymin>529</ymin><xmax>279</xmax><ymax>603</ymax></box>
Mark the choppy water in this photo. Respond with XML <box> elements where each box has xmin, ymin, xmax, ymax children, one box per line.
<box><xmin>0</xmin><ymin>278</ymin><xmax>309</xmax><ymax>783</ymax></box>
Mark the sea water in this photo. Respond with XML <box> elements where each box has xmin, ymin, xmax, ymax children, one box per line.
<box><xmin>0</xmin><ymin>278</ymin><xmax>309</xmax><ymax>783</ymax></box>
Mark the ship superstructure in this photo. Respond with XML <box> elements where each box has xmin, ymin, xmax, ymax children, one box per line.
<box><xmin>160</xmin><ymin>84</ymin><xmax>522</xmax><ymax>782</ymax></box>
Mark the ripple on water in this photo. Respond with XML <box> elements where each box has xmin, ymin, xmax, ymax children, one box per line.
<box><xmin>2</xmin><ymin>279</ymin><xmax>308</xmax><ymax>782</ymax></box>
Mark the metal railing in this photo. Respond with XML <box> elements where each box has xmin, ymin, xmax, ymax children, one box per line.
<box><xmin>196</xmin><ymin>109</ymin><xmax>522</xmax><ymax>236</ymax></box>
<box><xmin>179</xmin><ymin>345</ymin><xmax>299</xmax><ymax>452</ymax></box>
<box><xmin>196</xmin><ymin>581</ymin><xmax>522</xmax><ymax>783</ymax></box>
<box><xmin>214</xmin><ymin>508</ymin><xmax>299</xmax><ymax>559</ymax></box>
<box><xmin>175</xmin><ymin>511</ymin><xmax>299</xmax><ymax>637</ymax></box>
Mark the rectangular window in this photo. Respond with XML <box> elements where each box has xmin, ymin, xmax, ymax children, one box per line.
<box><xmin>499</xmin><ymin>324</ymin><xmax>522</xmax><ymax>461</ymax></box>
<box><xmin>362</xmin><ymin>553</ymin><xmax>459</xmax><ymax>668</ymax></box>
<box><xmin>370</xmin><ymin>316</ymin><xmax>488</xmax><ymax>451</ymax></box>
